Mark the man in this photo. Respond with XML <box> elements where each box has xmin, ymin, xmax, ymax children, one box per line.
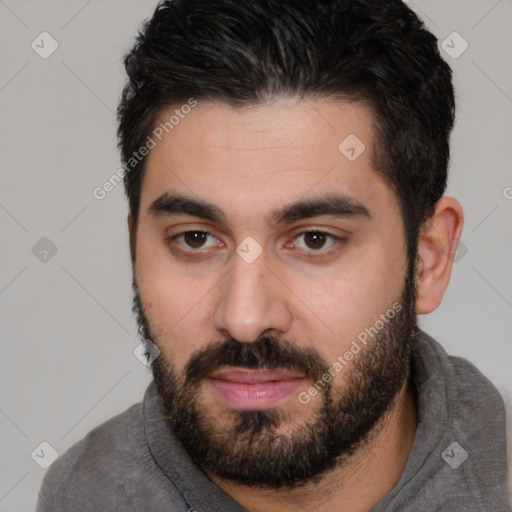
<box><xmin>37</xmin><ymin>0</ymin><xmax>510</xmax><ymax>510</ymax></box>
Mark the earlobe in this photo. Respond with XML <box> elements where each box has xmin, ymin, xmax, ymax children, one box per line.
<box><xmin>414</xmin><ymin>197</ymin><xmax>464</xmax><ymax>315</ymax></box>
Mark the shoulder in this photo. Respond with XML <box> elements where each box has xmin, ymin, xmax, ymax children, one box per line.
<box><xmin>415</xmin><ymin>329</ymin><xmax>505</xmax><ymax>413</ymax></box>
<box><xmin>36</xmin><ymin>401</ymin><xmax>149</xmax><ymax>511</ymax></box>
<box><xmin>436</xmin><ymin>341</ymin><xmax>509</xmax><ymax>507</ymax></box>
<box><xmin>448</xmin><ymin>354</ymin><xmax>506</xmax><ymax>414</ymax></box>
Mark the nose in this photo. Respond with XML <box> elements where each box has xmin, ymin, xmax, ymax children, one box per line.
<box><xmin>212</xmin><ymin>252</ymin><xmax>293</xmax><ymax>343</ymax></box>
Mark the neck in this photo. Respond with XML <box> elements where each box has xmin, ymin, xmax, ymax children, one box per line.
<box><xmin>208</xmin><ymin>379</ymin><xmax>418</xmax><ymax>512</ymax></box>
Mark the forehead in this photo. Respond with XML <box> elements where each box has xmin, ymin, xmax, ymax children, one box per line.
<box><xmin>139</xmin><ymin>97</ymin><xmax>399</xmax><ymax>227</ymax></box>
<box><xmin>148</xmin><ymin>96</ymin><xmax>374</xmax><ymax>166</ymax></box>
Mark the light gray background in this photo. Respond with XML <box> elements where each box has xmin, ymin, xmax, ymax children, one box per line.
<box><xmin>1</xmin><ymin>1</ymin><xmax>511</xmax><ymax>510</ymax></box>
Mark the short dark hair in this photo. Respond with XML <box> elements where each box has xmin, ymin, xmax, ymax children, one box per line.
<box><xmin>118</xmin><ymin>0</ymin><xmax>455</xmax><ymax>266</ymax></box>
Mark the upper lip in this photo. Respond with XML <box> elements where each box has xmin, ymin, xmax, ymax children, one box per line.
<box><xmin>209</xmin><ymin>368</ymin><xmax>305</xmax><ymax>384</ymax></box>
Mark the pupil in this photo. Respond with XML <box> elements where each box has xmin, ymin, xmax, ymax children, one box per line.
<box><xmin>306</xmin><ymin>232</ymin><xmax>325</xmax><ymax>249</ymax></box>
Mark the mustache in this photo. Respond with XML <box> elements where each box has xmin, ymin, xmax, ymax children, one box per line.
<box><xmin>185</xmin><ymin>336</ymin><xmax>330</xmax><ymax>386</ymax></box>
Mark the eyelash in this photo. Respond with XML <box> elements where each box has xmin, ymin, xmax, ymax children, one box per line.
<box><xmin>165</xmin><ymin>229</ymin><xmax>346</xmax><ymax>260</ymax></box>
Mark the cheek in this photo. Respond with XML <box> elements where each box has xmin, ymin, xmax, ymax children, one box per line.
<box><xmin>135</xmin><ymin>236</ymin><xmax>213</xmax><ymax>367</ymax></box>
<box><xmin>291</xmin><ymin>240</ymin><xmax>406</xmax><ymax>361</ymax></box>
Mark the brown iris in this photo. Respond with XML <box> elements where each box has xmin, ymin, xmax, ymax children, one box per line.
<box><xmin>184</xmin><ymin>231</ymin><xmax>208</xmax><ymax>248</ymax></box>
<box><xmin>303</xmin><ymin>232</ymin><xmax>327</xmax><ymax>250</ymax></box>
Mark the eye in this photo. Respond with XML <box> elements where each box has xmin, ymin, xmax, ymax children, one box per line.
<box><xmin>169</xmin><ymin>230</ymin><xmax>221</xmax><ymax>251</ymax></box>
<box><xmin>292</xmin><ymin>230</ymin><xmax>342</xmax><ymax>252</ymax></box>
<box><xmin>166</xmin><ymin>228</ymin><xmax>344</xmax><ymax>260</ymax></box>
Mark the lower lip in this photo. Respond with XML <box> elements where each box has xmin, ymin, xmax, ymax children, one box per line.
<box><xmin>207</xmin><ymin>378</ymin><xmax>306</xmax><ymax>410</ymax></box>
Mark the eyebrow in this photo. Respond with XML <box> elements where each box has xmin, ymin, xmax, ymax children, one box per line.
<box><xmin>148</xmin><ymin>192</ymin><xmax>371</xmax><ymax>226</ymax></box>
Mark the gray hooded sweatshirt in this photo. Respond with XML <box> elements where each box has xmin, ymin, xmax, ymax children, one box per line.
<box><xmin>36</xmin><ymin>329</ymin><xmax>510</xmax><ymax>511</ymax></box>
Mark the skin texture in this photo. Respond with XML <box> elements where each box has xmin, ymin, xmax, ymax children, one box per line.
<box><xmin>128</xmin><ymin>97</ymin><xmax>464</xmax><ymax>511</ymax></box>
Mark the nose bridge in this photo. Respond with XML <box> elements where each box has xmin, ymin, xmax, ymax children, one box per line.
<box><xmin>212</xmin><ymin>252</ymin><xmax>292</xmax><ymax>343</ymax></box>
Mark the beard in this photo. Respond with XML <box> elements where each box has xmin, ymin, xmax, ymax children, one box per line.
<box><xmin>132</xmin><ymin>263</ymin><xmax>418</xmax><ymax>490</ymax></box>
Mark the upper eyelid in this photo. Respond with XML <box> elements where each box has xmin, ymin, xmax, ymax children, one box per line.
<box><xmin>170</xmin><ymin>230</ymin><xmax>221</xmax><ymax>247</ymax></box>
<box><xmin>169</xmin><ymin>228</ymin><xmax>342</xmax><ymax>250</ymax></box>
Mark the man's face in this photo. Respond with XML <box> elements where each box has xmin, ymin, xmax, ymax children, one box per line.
<box><xmin>131</xmin><ymin>97</ymin><xmax>417</xmax><ymax>488</ymax></box>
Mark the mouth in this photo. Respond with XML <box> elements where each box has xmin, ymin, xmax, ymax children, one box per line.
<box><xmin>207</xmin><ymin>368</ymin><xmax>307</xmax><ymax>410</ymax></box>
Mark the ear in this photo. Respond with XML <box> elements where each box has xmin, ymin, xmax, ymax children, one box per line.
<box><xmin>415</xmin><ymin>196</ymin><xmax>464</xmax><ymax>315</ymax></box>
<box><xmin>128</xmin><ymin>214</ymin><xmax>136</xmax><ymax>265</ymax></box>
